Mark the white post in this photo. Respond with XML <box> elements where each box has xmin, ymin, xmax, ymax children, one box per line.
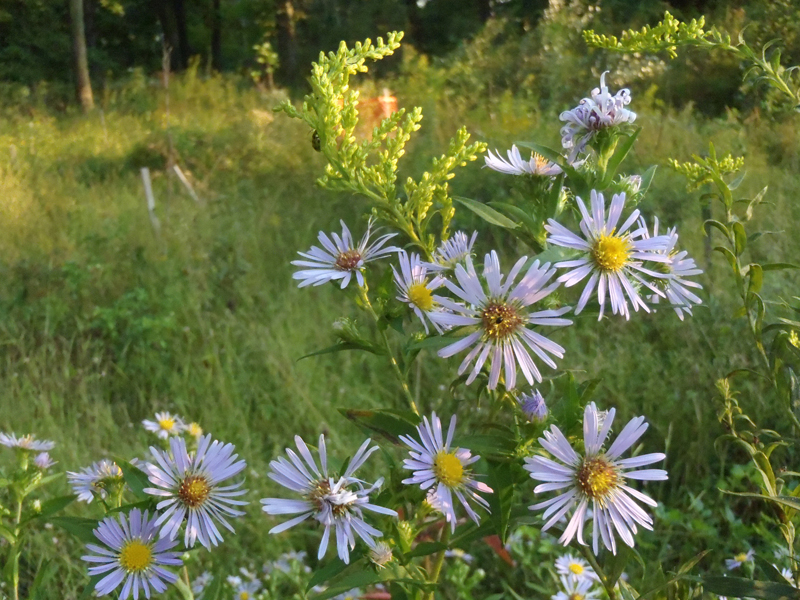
<box><xmin>140</xmin><ymin>167</ymin><xmax>162</xmax><ymax>239</ymax></box>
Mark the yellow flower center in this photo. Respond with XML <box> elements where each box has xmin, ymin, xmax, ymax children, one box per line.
<box><xmin>119</xmin><ymin>540</ymin><xmax>153</xmax><ymax>572</ymax></box>
<box><xmin>575</xmin><ymin>456</ymin><xmax>621</xmax><ymax>503</ymax></box>
<box><xmin>335</xmin><ymin>249</ymin><xmax>362</xmax><ymax>271</ymax></box>
<box><xmin>592</xmin><ymin>234</ymin><xmax>631</xmax><ymax>272</ymax></box>
<box><xmin>481</xmin><ymin>301</ymin><xmax>523</xmax><ymax>341</ymax></box>
<box><xmin>158</xmin><ymin>418</ymin><xmax>175</xmax><ymax>431</ymax></box>
<box><xmin>407</xmin><ymin>282</ymin><xmax>434</xmax><ymax>311</ymax></box>
<box><xmin>735</xmin><ymin>552</ymin><xmax>749</xmax><ymax>562</ymax></box>
<box><xmin>533</xmin><ymin>153</ymin><xmax>550</xmax><ymax>171</ymax></box>
<box><xmin>433</xmin><ymin>451</ymin><xmax>464</xmax><ymax>488</ymax></box>
<box><xmin>178</xmin><ymin>475</ymin><xmax>211</xmax><ymax>508</ymax></box>
<box><xmin>569</xmin><ymin>594</ymin><xmax>584</xmax><ymax>600</ymax></box>
<box><xmin>569</xmin><ymin>563</ymin><xmax>584</xmax><ymax>575</ymax></box>
<box><xmin>240</xmin><ymin>593</ymin><xmax>250</xmax><ymax>600</ymax></box>
<box><xmin>188</xmin><ymin>423</ymin><xmax>203</xmax><ymax>437</ymax></box>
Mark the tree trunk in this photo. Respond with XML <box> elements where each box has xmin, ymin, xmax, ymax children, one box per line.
<box><xmin>211</xmin><ymin>0</ymin><xmax>222</xmax><ymax>71</ymax></box>
<box><xmin>276</xmin><ymin>0</ymin><xmax>298</xmax><ymax>86</ymax></box>
<box><xmin>69</xmin><ymin>0</ymin><xmax>94</xmax><ymax>111</ymax></box>
<box><xmin>154</xmin><ymin>0</ymin><xmax>181</xmax><ymax>71</ymax></box>
<box><xmin>173</xmin><ymin>0</ymin><xmax>191</xmax><ymax>69</ymax></box>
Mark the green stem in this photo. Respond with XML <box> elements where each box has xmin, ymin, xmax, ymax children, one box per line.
<box><xmin>579</xmin><ymin>545</ymin><xmax>618</xmax><ymax>600</ymax></box>
<box><xmin>425</xmin><ymin>524</ymin><xmax>451</xmax><ymax>600</ymax></box>
<box><xmin>12</xmin><ymin>497</ymin><xmax>23</xmax><ymax>600</ymax></box>
<box><xmin>358</xmin><ymin>286</ymin><xmax>420</xmax><ymax>415</ymax></box>
<box><xmin>173</xmin><ymin>566</ymin><xmax>195</xmax><ymax>600</ymax></box>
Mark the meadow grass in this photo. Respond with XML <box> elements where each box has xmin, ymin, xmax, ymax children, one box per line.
<box><xmin>0</xmin><ymin>68</ymin><xmax>798</xmax><ymax>596</ymax></box>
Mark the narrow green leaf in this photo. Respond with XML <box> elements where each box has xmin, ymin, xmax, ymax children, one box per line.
<box><xmin>703</xmin><ymin>219</ymin><xmax>731</xmax><ymax>241</ymax></box>
<box><xmin>298</xmin><ymin>341</ymin><xmax>385</xmax><ymax>361</ymax></box>
<box><xmin>454</xmin><ymin>196</ymin><xmax>519</xmax><ymax>229</ymax></box>
<box><xmin>602</xmin><ymin>128</ymin><xmax>641</xmax><ymax>187</ymax></box>
<box><xmin>639</xmin><ymin>164</ymin><xmax>657</xmax><ymax>196</ymax></box>
<box><xmin>50</xmin><ymin>516</ymin><xmax>99</xmax><ymax>543</ymax></box>
<box><xmin>0</xmin><ymin>523</ymin><xmax>16</xmax><ymax>545</ymax></box>
<box><xmin>339</xmin><ymin>408</ymin><xmax>419</xmax><ymax>445</ymax></box>
<box><xmin>701</xmin><ymin>576</ymin><xmax>799</xmax><ymax>599</ymax></box>
<box><xmin>733</xmin><ymin>222</ymin><xmax>747</xmax><ymax>256</ymax></box>
<box><xmin>748</xmin><ymin>264</ymin><xmax>764</xmax><ymax>295</ymax></box>
<box><xmin>404</xmin><ymin>541</ymin><xmax>447</xmax><ymax>559</ymax></box>
<box><xmin>762</xmin><ymin>263</ymin><xmax>800</xmax><ymax>271</ymax></box>
<box><xmin>307</xmin><ymin>558</ymin><xmax>352</xmax><ymax>591</ymax></box>
<box><xmin>721</xmin><ymin>490</ymin><xmax>800</xmax><ymax>514</ymax></box>
<box><xmin>35</xmin><ymin>495</ymin><xmax>76</xmax><ymax>520</ymax></box>
<box><xmin>728</xmin><ymin>171</ymin><xmax>747</xmax><ymax>190</ymax></box>
<box><xmin>487</xmin><ymin>460</ymin><xmax>515</xmax><ymax>541</ymax></box>
<box><xmin>29</xmin><ymin>560</ymin><xmax>58</xmax><ymax>600</ymax></box>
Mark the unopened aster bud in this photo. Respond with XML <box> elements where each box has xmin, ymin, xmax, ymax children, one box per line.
<box><xmin>518</xmin><ymin>390</ymin><xmax>548</xmax><ymax>423</ymax></box>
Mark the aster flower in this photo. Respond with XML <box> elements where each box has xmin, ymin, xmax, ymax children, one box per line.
<box><xmin>518</xmin><ymin>389</ymin><xmax>548</xmax><ymax>423</ymax></box>
<box><xmin>81</xmin><ymin>508</ymin><xmax>182</xmax><ymax>599</ymax></box>
<box><xmin>425</xmin><ymin>231</ymin><xmax>478</xmax><ymax>272</ymax></box>
<box><xmin>781</xmin><ymin>567</ymin><xmax>796</xmax><ymax>586</ymax></box>
<box><xmin>393</xmin><ymin>250</ymin><xmax>446</xmax><ymax>333</ymax></box>
<box><xmin>545</xmin><ymin>190</ymin><xmax>672</xmax><ymax>320</ymax></box>
<box><xmin>261</xmin><ymin>435</ymin><xmax>397</xmax><ymax>564</ymax></box>
<box><xmin>485</xmin><ymin>145</ymin><xmax>563</xmax><ymax>177</ymax></box>
<box><xmin>0</xmin><ymin>432</ymin><xmax>55</xmax><ymax>451</ymax></box>
<box><xmin>192</xmin><ymin>571</ymin><xmax>213</xmax><ymax>595</ymax></box>
<box><xmin>142</xmin><ymin>412</ymin><xmax>184</xmax><ymax>440</ymax></box>
<box><xmin>144</xmin><ymin>435</ymin><xmax>248</xmax><ymax>549</ymax></box>
<box><xmin>552</xmin><ymin>575</ymin><xmax>601</xmax><ymax>600</ymax></box>
<box><xmin>555</xmin><ymin>554</ymin><xmax>597</xmax><ymax>583</ymax></box>
<box><xmin>68</xmin><ymin>459</ymin><xmax>126</xmax><ymax>503</ymax></box>
<box><xmin>33</xmin><ymin>452</ymin><xmax>56</xmax><ymax>470</ymax></box>
<box><xmin>640</xmin><ymin>217</ymin><xmax>703</xmax><ymax>320</ymax></box>
<box><xmin>429</xmin><ymin>251</ymin><xmax>572</xmax><ymax>390</ymax></box>
<box><xmin>186</xmin><ymin>422</ymin><xmax>204</xmax><ymax>439</ymax></box>
<box><xmin>725</xmin><ymin>549</ymin><xmax>755</xmax><ymax>570</ymax></box>
<box><xmin>525</xmin><ymin>402</ymin><xmax>668</xmax><ymax>554</ymax></box>
<box><xmin>291</xmin><ymin>219</ymin><xmax>399</xmax><ymax>289</ymax></box>
<box><xmin>233</xmin><ymin>579</ymin><xmax>261</xmax><ymax>600</ymax></box>
<box><xmin>399</xmin><ymin>412</ymin><xmax>492</xmax><ymax>532</ymax></box>
<box><xmin>559</xmin><ymin>71</ymin><xmax>636</xmax><ymax>162</ymax></box>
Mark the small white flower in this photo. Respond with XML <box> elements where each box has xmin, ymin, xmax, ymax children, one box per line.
<box><xmin>261</xmin><ymin>435</ymin><xmax>397</xmax><ymax>564</ymax></box>
<box><xmin>330</xmin><ymin>589</ymin><xmax>362</xmax><ymax>600</ymax></box>
<box><xmin>226</xmin><ymin>575</ymin><xmax>243</xmax><ymax>587</ymax></box>
<box><xmin>430</xmin><ymin>251</ymin><xmax>572</xmax><ymax>390</ymax></box>
<box><xmin>192</xmin><ymin>571</ymin><xmax>213</xmax><ymax>595</ymax></box>
<box><xmin>485</xmin><ymin>145</ymin><xmax>563</xmax><ymax>176</ymax></box>
<box><xmin>640</xmin><ymin>218</ymin><xmax>703</xmax><ymax>320</ymax></box>
<box><xmin>292</xmin><ymin>219</ymin><xmax>399</xmax><ymax>289</ymax></box>
<box><xmin>425</xmin><ymin>231</ymin><xmax>478</xmax><ymax>272</ymax></box>
<box><xmin>552</xmin><ymin>575</ymin><xmax>601</xmax><ymax>600</ymax></box>
<box><xmin>518</xmin><ymin>390</ymin><xmax>548</xmax><ymax>423</ymax></box>
<box><xmin>444</xmin><ymin>548</ymin><xmax>474</xmax><ymax>563</ymax></box>
<box><xmin>725</xmin><ymin>549</ymin><xmax>755</xmax><ymax>570</ymax></box>
<box><xmin>780</xmin><ymin>567</ymin><xmax>796</xmax><ymax>586</ymax></box>
<box><xmin>144</xmin><ymin>435</ymin><xmax>248</xmax><ymax>549</ymax></box>
<box><xmin>186</xmin><ymin>422</ymin><xmax>204</xmax><ymax>439</ymax></box>
<box><xmin>399</xmin><ymin>412</ymin><xmax>492</xmax><ymax>532</ymax></box>
<box><xmin>81</xmin><ymin>508</ymin><xmax>183</xmax><ymax>599</ymax></box>
<box><xmin>233</xmin><ymin>579</ymin><xmax>261</xmax><ymax>600</ymax></box>
<box><xmin>525</xmin><ymin>402</ymin><xmax>668</xmax><ymax>554</ymax></box>
<box><xmin>545</xmin><ymin>190</ymin><xmax>672</xmax><ymax>320</ymax></box>
<box><xmin>0</xmin><ymin>432</ymin><xmax>55</xmax><ymax>451</ymax></box>
<box><xmin>393</xmin><ymin>251</ymin><xmax>446</xmax><ymax>333</ymax></box>
<box><xmin>68</xmin><ymin>459</ymin><xmax>125</xmax><ymax>503</ymax></box>
<box><xmin>560</xmin><ymin>71</ymin><xmax>636</xmax><ymax>161</ymax></box>
<box><xmin>32</xmin><ymin>452</ymin><xmax>55</xmax><ymax>470</ymax></box>
<box><xmin>142</xmin><ymin>412</ymin><xmax>185</xmax><ymax>439</ymax></box>
<box><xmin>555</xmin><ymin>553</ymin><xmax>597</xmax><ymax>583</ymax></box>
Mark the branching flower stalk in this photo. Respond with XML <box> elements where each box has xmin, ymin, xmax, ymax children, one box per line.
<box><xmin>276</xmin><ymin>32</ymin><xmax>486</xmax><ymax>259</ymax></box>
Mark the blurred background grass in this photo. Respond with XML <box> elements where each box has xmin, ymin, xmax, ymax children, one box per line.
<box><xmin>0</xmin><ymin>2</ymin><xmax>799</xmax><ymax>597</ymax></box>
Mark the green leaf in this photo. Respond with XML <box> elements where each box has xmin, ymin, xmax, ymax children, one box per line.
<box><xmin>307</xmin><ymin>557</ymin><xmax>352</xmax><ymax>591</ymax></box>
<box><xmin>601</xmin><ymin>543</ymin><xmax>635</xmax><ymax>589</ymax></box>
<box><xmin>728</xmin><ymin>170</ymin><xmax>747</xmax><ymax>190</ymax></box>
<box><xmin>35</xmin><ymin>494</ymin><xmax>76</xmax><ymax>520</ymax></box>
<box><xmin>50</xmin><ymin>516</ymin><xmax>99</xmax><ymax>543</ymax></box>
<box><xmin>29</xmin><ymin>560</ymin><xmax>59</xmax><ymax>600</ymax></box>
<box><xmin>310</xmin><ymin>569</ymin><xmax>383</xmax><ymax>600</ymax></box>
<box><xmin>0</xmin><ymin>523</ymin><xmax>16</xmax><ymax>545</ymax></box>
<box><xmin>703</xmin><ymin>219</ymin><xmax>731</xmax><ymax>241</ymax></box>
<box><xmin>116</xmin><ymin>459</ymin><xmax>151</xmax><ymax>501</ymax></box>
<box><xmin>486</xmin><ymin>460</ymin><xmax>515</xmax><ymax>541</ymax></box>
<box><xmin>701</xmin><ymin>576</ymin><xmax>799</xmax><ymax>599</ymax></box>
<box><xmin>454</xmin><ymin>196</ymin><xmax>519</xmax><ymax>229</ymax></box>
<box><xmin>78</xmin><ymin>575</ymin><xmax>103</xmax><ymax>600</ymax></box>
<box><xmin>762</xmin><ymin>263</ymin><xmax>800</xmax><ymax>271</ymax></box>
<box><xmin>339</xmin><ymin>408</ymin><xmax>419</xmax><ymax>445</ymax></box>
<box><xmin>298</xmin><ymin>341</ymin><xmax>385</xmax><ymax>361</ymax></box>
<box><xmin>601</xmin><ymin>128</ymin><xmax>641</xmax><ymax>188</ymax></box>
<box><xmin>721</xmin><ymin>490</ymin><xmax>800</xmax><ymax>514</ymax></box>
<box><xmin>733</xmin><ymin>222</ymin><xmax>747</xmax><ymax>256</ymax></box>
<box><xmin>639</xmin><ymin>164</ymin><xmax>657</xmax><ymax>196</ymax></box>
<box><xmin>404</xmin><ymin>541</ymin><xmax>447</xmax><ymax>559</ymax></box>
<box><xmin>748</xmin><ymin>264</ymin><xmax>764</xmax><ymax>295</ymax></box>
<box><xmin>452</xmin><ymin>433</ymin><xmax>518</xmax><ymax>456</ymax></box>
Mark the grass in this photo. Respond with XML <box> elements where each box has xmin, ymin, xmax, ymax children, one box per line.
<box><xmin>0</xmin><ymin>63</ymin><xmax>798</xmax><ymax>598</ymax></box>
